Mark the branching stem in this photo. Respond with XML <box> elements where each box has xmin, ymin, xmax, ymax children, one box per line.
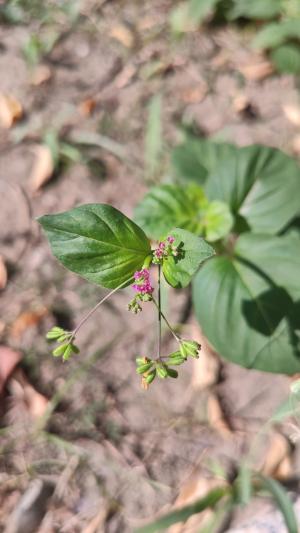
<box><xmin>157</xmin><ymin>264</ymin><xmax>162</xmax><ymax>360</ymax></box>
<box><xmin>152</xmin><ymin>298</ymin><xmax>180</xmax><ymax>342</ymax></box>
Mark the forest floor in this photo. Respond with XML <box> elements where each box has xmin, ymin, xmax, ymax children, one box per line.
<box><xmin>1</xmin><ymin>1</ymin><xmax>300</xmax><ymax>531</ymax></box>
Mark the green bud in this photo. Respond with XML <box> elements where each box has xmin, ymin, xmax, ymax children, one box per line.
<box><xmin>57</xmin><ymin>333</ymin><xmax>72</xmax><ymax>343</ymax></box>
<box><xmin>168</xmin><ymin>350</ymin><xmax>184</xmax><ymax>359</ymax></box>
<box><xmin>156</xmin><ymin>364</ymin><xmax>168</xmax><ymax>379</ymax></box>
<box><xmin>166</xmin><ymin>367</ymin><xmax>178</xmax><ymax>378</ymax></box>
<box><xmin>179</xmin><ymin>343</ymin><xmax>188</xmax><ymax>358</ymax></box>
<box><xmin>46</xmin><ymin>327</ymin><xmax>65</xmax><ymax>340</ymax></box>
<box><xmin>185</xmin><ymin>340</ymin><xmax>201</xmax><ymax>351</ymax></box>
<box><xmin>62</xmin><ymin>344</ymin><xmax>73</xmax><ymax>361</ymax></box>
<box><xmin>136</xmin><ymin>357</ymin><xmax>147</xmax><ymax>366</ymax></box>
<box><xmin>140</xmin><ymin>293</ymin><xmax>152</xmax><ymax>302</ymax></box>
<box><xmin>166</xmin><ymin>356</ymin><xmax>185</xmax><ymax>366</ymax></box>
<box><xmin>70</xmin><ymin>343</ymin><xmax>80</xmax><ymax>354</ymax></box>
<box><xmin>180</xmin><ymin>340</ymin><xmax>201</xmax><ymax>358</ymax></box>
<box><xmin>52</xmin><ymin>343</ymin><xmax>69</xmax><ymax>357</ymax></box>
<box><xmin>136</xmin><ymin>362</ymin><xmax>153</xmax><ymax>374</ymax></box>
<box><xmin>145</xmin><ymin>369</ymin><xmax>156</xmax><ymax>384</ymax></box>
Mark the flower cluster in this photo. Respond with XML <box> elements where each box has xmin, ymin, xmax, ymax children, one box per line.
<box><xmin>132</xmin><ymin>269</ymin><xmax>154</xmax><ymax>295</ymax></box>
<box><xmin>128</xmin><ymin>268</ymin><xmax>154</xmax><ymax>314</ymax></box>
<box><xmin>46</xmin><ymin>326</ymin><xmax>80</xmax><ymax>361</ymax></box>
<box><xmin>152</xmin><ymin>235</ymin><xmax>178</xmax><ymax>264</ymax></box>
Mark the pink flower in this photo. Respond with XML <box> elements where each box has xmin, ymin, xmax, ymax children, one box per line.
<box><xmin>132</xmin><ymin>269</ymin><xmax>154</xmax><ymax>295</ymax></box>
<box><xmin>167</xmin><ymin>236</ymin><xmax>175</xmax><ymax>244</ymax></box>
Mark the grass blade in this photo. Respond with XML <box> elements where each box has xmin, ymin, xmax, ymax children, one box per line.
<box><xmin>258</xmin><ymin>475</ymin><xmax>298</xmax><ymax>533</ymax></box>
<box><xmin>135</xmin><ymin>486</ymin><xmax>228</xmax><ymax>533</ymax></box>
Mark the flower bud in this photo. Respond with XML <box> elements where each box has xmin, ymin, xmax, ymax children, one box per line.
<box><xmin>136</xmin><ymin>357</ymin><xmax>148</xmax><ymax>366</ymax></box>
<box><xmin>63</xmin><ymin>344</ymin><xmax>73</xmax><ymax>361</ymax></box>
<box><xmin>180</xmin><ymin>340</ymin><xmax>201</xmax><ymax>358</ymax></box>
<box><xmin>46</xmin><ymin>327</ymin><xmax>65</xmax><ymax>340</ymax></box>
<box><xmin>53</xmin><ymin>343</ymin><xmax>69</xmax><ymax>357</ymax></box>
<box><xmin>166</xmin><ymin>367</ymin><xmax>178</xmax><ymax>378</ymax></box>
<box><xmin>156</xmin><ymin>363</ymin><xmax>168</xmax><ymax>379</ymax></box>
<box><xmin>136</xmin><ymin>362</ymin><xmax>153</xmax><ymax>374</ymax></box>
<box><xmin>57</xmin><ymin>333</ymin><xmax>71</xmax><ymax>343</ymax></box>
<box><xmin>166</xmin><ymin>356</ymin><xmax>185</xmax><ymax>365</ymax></box>
<box><xmin>145</xmin><ymin>369</ymin><xmax>156</xmax><ymax>384</ymax></box>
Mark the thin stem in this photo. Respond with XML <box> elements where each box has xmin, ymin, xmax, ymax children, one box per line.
<box><xmin>157</xmin><ymin>264</ymin><xmax>162</xmax><ymax>360</ymax></box>
<box><xmin>70</xmin><ymin>277</ymin><xmax>133</xmax><ymax>342</ymax></box>
<box><xmin>152</xmin><ymin>297</ymin><xmax>181</xmax><ymax>342</ymax></box>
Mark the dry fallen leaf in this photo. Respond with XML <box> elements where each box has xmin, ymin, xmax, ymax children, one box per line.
<box><xmin>187</xmin><ymin>321</ymin><xmax>220</xmax><ymax>390</ymax></box>
<box><xmin>139</xmin><ymin>60</ymin><xmax>172</xmax><ymax>80</ymax></box>
<box><xmin>273</xmin><ymin>455</ymin><xmax>293</xmax><ymax>480</ymax></box>
<box><xmin>259</xmin><ymin>432</ymin><xmax>290</xmax><ymax>477</ymax></box>
<box><xmin>179</xmin><ymin>85</ymin><xmax>207</xmax><ymax>104</ymax></box>
<box><xmin>283</xmin><ymin>104</ymin><xmax>300</xmax><ymax>127</ymax></box>
<box><xmin>0</xmin><ymin>93</ymin><xmax>23</xmax><ymax>128</ymax></box>
<box><xmin>0</xmin><ymin>346</ymin><xmax>22</xmax><ymax>395</ymax></box>
<box><xmin>110</xmin><ymin>24</ymin><xmax>135</xmax><ymax>48</ymax></box>
<box><xmin>211</xmin><ymin>50</ymin><xmax>230</xmax><ymax>69</ymax></box>
<box><xmin>28</xmin><ymin>145</ymin><xmax>54</xmax><ymax>193</ymax></box>
<box><xmin>169</xmin><ymin>470</ymin><xmax>228</xmax><ymax>533</ymax></box>
<box><xmin>79</xmin><ymin>97</ymin><xmax>97</xmax><ymax>117</ymax></box>
<box><xmin>82</xmin><ymin>505</ymin><xmax>109</xmax><ymax>533</ymax></box>
<box><xmin>31</xmin><ymin>64</ymin><xmax>52</xmax><ymax>86</ymax></box>
<box><xmin>233</xmin><ymin>94</ymin><xmax>249</xmax><ymax>113</ymax></box>
<box><xmin>114</xmin><ymin>64</ymin><xmax>137</xmax><ymax>89</ymax></box>
<box><xmin>10</xmin><ymin>307</ymin><xmax>48</xmax><ymax>339</ymax></box>
<box><xmin>207</xmin><ymin>393</ymin><xmax>233</xmax><ymax>439</ymax></box>
<box><xmin>4</xmin><ymin>478</ymin><xmax>54</xmax><ymax>533</ymax></box>
<box><xmin>9</xmin><ymin>368</ymin><xmax>48</xmax><ymax>419</ymax></box>
<box><xmin>137</xmin><ymin>16</ymin><xmax>158</xmax><ymax>31</ymax></box>
<box><xmin>238</xmin><ymin>61</ymin><xmax>273</xmax><ymax>81</ymax></box>
<box><xmin>0</xmin><ymin>256</ymin><xmax>8</xmax><ymax>290</ymax></box>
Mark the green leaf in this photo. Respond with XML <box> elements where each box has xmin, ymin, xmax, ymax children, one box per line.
<box><xmin>271</xmin><ymin>44</ymin><xmax>300</xmax><ymax>74</ymax></box>
<box><xmin>135</xmin><ymin>486</ymin><xmax>228</xmax><ymax>533</ymax></box>
<box><xmin>134</xmin><ymin>184</ymin><xmax>207</xmax><ymax>240</ymax></box>
<box><xmin>228</xmin><ymin>0</ymin><xmax>282</xmax><ymax>20</ymax></box>
<box><xmin>235</xmin><ymin>232</ymin><xmax>300</xmax><ymax>299</ymax></box>
<box><xmin>253</xmin><ymin>19</ymin><xmax>300</xmax><ymax>50</ymax></box>
<box><xmin>171</xmin><ymin>138</ymin><xmax>236</xmax><ymax>185</ymax></box>
<box><xmin>170</xmin><ymin>0</ymin><xmax>222</xmax><ymax>35</ymax></box>
<box><xmin>162</xmin><ymin>228</ymin><xmax>215</xmax><ymax>288</ymax></box>
<box><xmin>38</xmin><ymin>204</ymin><xmax>151</xmax><ymax>289</ymax></box>
<box><xmin>205</xmin><ymin>144</ymin><xmax>300</xmax><ymax>235</ymax></box>
<box><xmin>193</xmin><ymin>233</ymin><xmax>300</xmax><ymax>373</ymax></box>
<box><xmin>257</xmin><ymin>475</ymin><xmax>298</xmax><ymax>533</ymax></box>
<box><xmin>187</xmin><ymin>0</ymin><xmax>222</xmax><ymax>23</ymax></box>
<box><xmin>204</xmin><ymin>201</ymin><xmax>233</xmax><ymax>242</ymax></box>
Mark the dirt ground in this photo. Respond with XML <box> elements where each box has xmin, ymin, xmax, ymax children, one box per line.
<box><xmin>1</xmin><ymin>1</ymin><xmax>300</xmax><ymax>532</ymax></box>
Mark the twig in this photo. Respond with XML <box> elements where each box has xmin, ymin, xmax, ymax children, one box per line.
<box><xmin>70</xmin><ymin>277</ymin><xmax>133</xmax><ymax>343</ymax></box>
